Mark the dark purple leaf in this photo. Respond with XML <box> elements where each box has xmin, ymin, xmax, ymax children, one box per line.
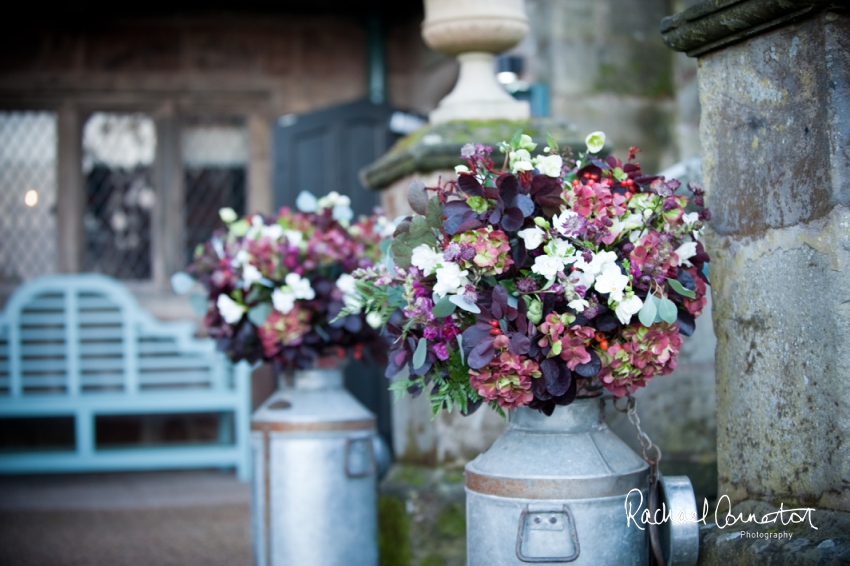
<box><xmin>455</xmin><ymin>218</ymin><xmax>484</xmax><ymax>234</ymax></box>
<box><xmin>445</xmin><ymin>210</ymin><xmax>477</xmax><ymax>235</ymax></box>
<box><xmin>489</xmin><ymin>209</ymin><xmax>502</xmax><ymax>225</ymax></box>
<box><xmin>514</xmin><ymin>194</ymin><xmax>535</xmax><ymax>217</ymax></box>
<box><xmin>530</xmin><ymin>174</ymin><xmax>561</xmax><ymax>197</ymax></box>
<box><xmin>410</xmin><ymin>358</ymin><xmax>433</xmax><ymax>376</ymax></box>
<box><xmin>457</xmin><ymin>174</ymin><xmax>484</xmax><ymax>198</ymax></box>
<box><xmin>537</xmin><ymin>191</ymin><xmax>564</xmax><ymax>208</ymax></box>
<box><xmin>444</xmin><ymin>200</ymin><xmax>472</xmax><ymax>216</ymax></box>
<box><xmin>492</xmin><ymin>285</ymin><xmax>508</xmax><ymax>312</ymax></box>
<box><xmin>508</xmin><ymin>333</ymin><xmax>530</xmax><ymax>355</ymax></box>
<box><xmin>496</xmin><ymin>173</ymin><xmax>518</xmax><ymax>204</ymax></box>
<box><xmin>594</xmin><ymin>312</ymin><xmax>619</xmax><ymax>332</ymax></box>
<box><xmin>552</xmin><ymin>377</ymin><xmax>577</xmax><ymax>406</ymax></box>
<box><xmin>462</xmin><ymin>324</ymin><xmax>492</xmax><ymax>349</ymax></box>
<box><xmin>541</xmin><ymin>358</ymin><xmax>571</xmax><ymax>397</ymax></box>
<box><xmin>515</xmin><ymin>313</ymin><xmax>528</xmax><ymax>335</ymax></box>
<box><xmin>343</xmin><ymin>315</ymin><xmax>363</xmax><ymax>333</ymax></box>
<box><xmin>484</xmin><ymin>185</ymin><xmax>500</xmax><ymax>200</ymax></box>
<box><xmin>606</xmin><ymin>155</ymin><xmax>622</xmax><ymax>168</ymax></box>
<box><xmin>574</xmin><ymin>350</ymin><xmax>601</xmax><ymax>378</ymax></box>
<box><xmin>677</xmin><ymin>268</ymin><xmax>696</xmax><ymax>292</ymax></box>
<box><xmin>491</xmin><ymin>300</ymin><xmax>503</xmax><ymax>320</ymax></box>
<box><xmin>407</xmin><ymin>180</ymin><xmax>429</xmax><ymax>215</ymax></box>
<box><xmin>468</xmin><ymin>339</ymin><xmax>496</xmax><ymax>369</ymax></box>
<box><xmin>501</xmin><ymin>207</ymin><xmax>524</xmax><ymax>231</ymax></box>
<box><xmin>531</xmin><ymin>375</ymin><xmax>552</xmax><ymax>400</ymax></box>
<box><xmin>461</xmin><ymin>397</ymin><xmax>484</xmax><ymax>415</ymax></box>
<box><xmin>677</xmin><ymin>309</ymin><xmax>696</xmax><ymax>336</ymax></box>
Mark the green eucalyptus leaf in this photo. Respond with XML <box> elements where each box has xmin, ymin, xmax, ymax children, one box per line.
<box><xmin>413</xmin><ymin>337</ymin><xmax>428</xmax><ymax>370</ymax></box>
<box><xmin>247</xmin><ymin>303</ymin><xmax>272</xmax><ymax>327</ymax></box>
<box><xmin>658</xmin><ymin>297</ymin><xmax>678</xmax><ymax>324</ymax></box>
<box><xmin>431</xmin><ymin>296</ymin><xmax>457</xmax><ymax>318</ymax></box>
<box><xmin>667</xmin><ymin>277</ymin><xmax>696</xmax><ymax>299</ymax></box>
<box><xmin>449</xmin><ymin>295</ymin><xmax>481</xmax><ymax>313</ymax></box>
<box><xmin>457</xmin><ymin>334</ymin><xmax>465</xmax><ymax>366</ymax></box>
<box><xmin>638</xmin><ymin>295</ymin><xmax>657</xmax><ymax>327</ymax></box>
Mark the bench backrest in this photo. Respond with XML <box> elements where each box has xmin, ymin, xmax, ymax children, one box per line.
<box><xmin>0</xmin><ymin>274</ymin><xmax>228</xmax><ymax>397</ymax></box>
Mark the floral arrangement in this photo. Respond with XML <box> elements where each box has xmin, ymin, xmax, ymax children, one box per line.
<box><xmin>182</xmin><ymin>191</ymin><xmax>393</xmax><ymax>370</ymax></box>
<box><xmin>348</xmin><ymin>131</ymin><xmax>710</xmax><ymax>416</ymax></box>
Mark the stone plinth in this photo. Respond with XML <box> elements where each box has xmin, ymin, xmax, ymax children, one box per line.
<box><xmin>662</xmin><ymin>1</ymin><xmax>850</xmax><ymax>562</ymax></box>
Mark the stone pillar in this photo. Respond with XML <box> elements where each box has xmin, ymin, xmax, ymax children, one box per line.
<box><xmin>662</xmin><ymin>1</ymin><xmax>850</xmax><ymax>561</ymax></box>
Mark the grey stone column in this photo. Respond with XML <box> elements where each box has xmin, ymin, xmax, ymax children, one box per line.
<box><xmin>663</xmin><ymin>1</ymin><xmax>850</xmax><ymax>563</ymax></box>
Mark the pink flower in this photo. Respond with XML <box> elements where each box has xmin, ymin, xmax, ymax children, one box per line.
<box><xmin>468</xmin><ymin>340</ymin><xmax>541</xmax><ymax>409</ymax></box>
<box><xmin>452</xmin><ymin>227</ymin><xmax>513</xmax><ymax>275</ymax></box>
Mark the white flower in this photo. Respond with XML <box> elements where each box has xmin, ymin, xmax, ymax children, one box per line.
<box><xmin>411</xmin><ymin>244</ymin><xmax>442</xmax><ymax>275</ymax></box>
<box><xmin>315</xmin><ymin>191</ymin><xmax>354</xmax><ymax>223</ymax></box>
<box><xmin>241</xmin><ymin>264</ymin><xmax>263</xmax><ymax>289</ymax></box>
<box><xmin>218</xmin><ymin>207</ymin><xmax>237</xmax><ymax>224</ymax></box>
<box><xmin>296</xmin><ymin>190</ymin><xmax>318</xmax><ymax>212</ymax></box>
<box><xmin>217</xmin><ymin>294</ymin><xmax>246</xmax><ymax>324</ymax></box>
<box><xmin>594</xmin><ymin>263</ymin><xmax>629</xmax><ymax>302</ymax></box>
<box><xmin>615</xmin><ymin>295</ymin><xmax>644</xmax><ymax>325</ymax></box>
<box><xmin>285</xmin><ymin>272</ymin><xmax>315</xmax><ymax>300</ymax></box>
<box><xmin>513</xmin><ymin>160</ymin><xmax>534</xmax><ymax>173</ymax></box>
<box><xmin>262</xmin><ymin>223</ymin><xmax>283</xmax><ymax>241</ymax></box>
<box><xmin>546</xmin><ymin>238</ymin><xmax>575</xmax><ymax>260</ymax></box>
<box><xmin>553</xmin><ymin>210</ymin><xmax>581</xmax><ymax>236</ymax></box>
<box><xmin>284</xmin><ymin>230</ymin><xmax>303</xmax><ymax>246</ymax></box>
<box><xmin>375</xmin><ymin>216</ymin><xmax>397</xmax><ymax>238</ymax></box>
<box><xmin>574</xmin><ymin>250</ymin><xmax>618</xmax><ymax>277</ymax></box>
<box><xmin>332</xmin><ymin>204</ymin><xmax>354</xmax><ymax>223</ymax></box>
<box><xmin>682</xmin><ymin>212</ymin><xmax>699</xmax><ymax>226</ymax></box>
<box><xmin>518</xmin><ymin>134</ymin><xmax>537</xmax><ymax>152</ymax></box>
<box><xmin>568</xmin><ymin>298</ymin><xmax>590</xmax><ymax>312</ymax></box>
<box><xmin>608</xmin><ymin>213</ymin><xmax>644</xmax><ymax>239</ymax></box>
<box><xmin>533</xmin><ymin>154</ymin><xmax>563</xmax><ymax>177</ymax></box>
<box><xmin>509</xmin><ymin>149</ymin><xmax>534</xmax><ymax>174</ymax></box>
<box><xmin>433</xmin><ymin>263</ymin><xmax>470</xmax><ymax>299</ymax></box>
<box><xmin>517</xmin><ymin>226</ymin><xmax>545</xmax><ymax>250</ymax></box>
<box><xmin>585</xmin><ymin>131</ymin><xmax>606</xmax><ymax>154</ymax></box>
<box><xmin>531</xmin><ymin>255</ymin><xmax>564</xmax><ymax>280</ymax></box>
<box><xmin>336</xmin><ymin>273</ymin><xmax>357</xmax><ymax>295</ymax></box>
<box><xmin>366</xmin><ymin>311</ymin><xmax>383</xmax><ymax>329</ymax></box>
<box><xmin>271</xmin><ymin>288</ymin><xmax>296</xmax><ymax>314</ymax></box>
<box><xmin>454</xmin><ymin>165</ymin><xmax>470</xmax><ymax>174</ymax></box>
<box><xmin>675</xmin><ymin>241</ymin><xmax>698</xmax><ymax>266</ymax></box>
<box><xmin>231</xmin><ymin>249</ymin><xmax>249</xmax><ymax>268</ymax></box>
<box><xmin>569</xmin><ymin>269</ymin><xmax>595</xmax><ymax>293</ymax></box>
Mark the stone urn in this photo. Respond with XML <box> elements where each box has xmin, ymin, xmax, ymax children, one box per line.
<box><xmin>422</xmin><ymin>0</ymin><xmax>530</xmax><ymax>123</ymax></box>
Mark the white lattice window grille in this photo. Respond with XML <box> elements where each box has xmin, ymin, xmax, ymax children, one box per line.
<box><xmin>82</xmin><ymin>113</ymin><xmax>157</xmax><ymax>280</ymax></box>
<box><xmin>0</xmin><ymin>112</ymin><xmax>58</xmax><ymax>284</ymax></box>
<box><xmin>182</xmin><ymin>119</ymin><xmax>248</xmax><ymax>265</ymax></box>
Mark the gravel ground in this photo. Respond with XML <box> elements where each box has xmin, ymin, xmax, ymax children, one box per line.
<box><xmin>0</xmin><ymin>471</ymin><xmax>252</xmax><ymax>566</ymax></box>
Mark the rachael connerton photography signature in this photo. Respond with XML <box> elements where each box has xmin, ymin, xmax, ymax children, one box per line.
<box><xmin>624</xmin><ymin>491</ymin><xmax>818</xmax><ymax>531</ymax></box>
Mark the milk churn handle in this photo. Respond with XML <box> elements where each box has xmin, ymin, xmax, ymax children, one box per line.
<box><xmin>611</xmin><ymin>395</ymin><xmax>666</xmax><ymax>566</ymax></box>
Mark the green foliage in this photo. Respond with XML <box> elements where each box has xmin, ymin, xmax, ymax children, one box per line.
<box><xmin>667</xmin><ymin>277</ymin><xmax>696</xmax><ymax>299</ymax></box>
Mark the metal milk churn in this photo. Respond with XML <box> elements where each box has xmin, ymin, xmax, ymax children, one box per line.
<box><xmin>250</xmin><ymin>366</ymin><xmax>378</xmax><ymax>566</ymax></box>
<box><xmin>465</xmin><ymin>397</ymin><xmax>650</xmax><ymax>565</ymax></box>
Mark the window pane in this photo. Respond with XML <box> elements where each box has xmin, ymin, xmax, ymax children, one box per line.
<box><xmin>183</xmin><ymin>119</ymin><xmax>247</xmax><ymax>265</ymax></box>
<box><xmin>0</xmin><ymin>111</ymin><xmax>57</xmax><ymax>284</ymax></box>
<box><xmin>82</xmin><ymin>113</ymin><xmax>156</xmax><ymax>280</ymax></box>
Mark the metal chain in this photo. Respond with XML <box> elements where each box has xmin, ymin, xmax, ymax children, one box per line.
<box><xmin>611</xmin><ymin>395</ymin><xmax>662</xmax><ymax>474</ymax></box>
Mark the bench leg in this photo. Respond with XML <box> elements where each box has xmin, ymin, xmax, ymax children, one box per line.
<box><xmin>76</xmin><ymin>409</ymin><xmax>95</xmax><ymax>458</ymax></box>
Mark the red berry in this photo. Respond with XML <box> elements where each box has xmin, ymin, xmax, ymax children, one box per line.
<box><xmin>489</xmin><ymin>328</ymin><xmax>501</xmax><ymax>336</ymax></box>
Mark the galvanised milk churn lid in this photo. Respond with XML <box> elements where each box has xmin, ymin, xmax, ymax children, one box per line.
<box><xmin>251</xmin><ymin>367</ymin><xmax>378</xmax><ymax>566</ymax></box>
<box><xmin>465</xmin><ymin>397</ymin><xmax>650</xmax><ymax>565</ymax></box>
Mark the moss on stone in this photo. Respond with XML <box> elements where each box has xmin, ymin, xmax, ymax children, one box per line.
<box><xmin>436</xmin><ymin>503</ymin><xmax>466</xmax><ymax>539</ymax></box>
<box><xmin>378</xmin><ymin>495</ymin><xmax>412</xmax><ymax>566</ymax></box>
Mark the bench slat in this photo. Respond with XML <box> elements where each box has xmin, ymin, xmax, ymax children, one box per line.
<box><xmin>139</xmin><ymin>371</ymin><xmax>214</xmax><ymax>386</ymax></box>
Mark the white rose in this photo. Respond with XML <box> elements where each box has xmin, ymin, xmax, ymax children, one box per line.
<box><xmin>433</xmin><ymin>263</ymin><xmax>470</xmax><ymax>299</ymax></box>
<box><xmin>271</xmin><ymin>288</ymin><xmax>296</xmax><ymax>314</ymax></box>
<box><xmin>517</xmin><ymin>226</ymin><xmax>545</xmax><ymax>250</ymax></box>
<box><xmin>531</xmin><ymin>255</ymin><xmax>564</xmax><ymax>281</ymax></box>
<box><xmin>534</xmin><ymin>154</ymin><xmax>563</xmax><ymax>177</ymax></box>
<box><xmin>594</xmin><ymin>263</ymin><xmax>629</xmax><ymax>302</ymax></box>
<box><xmin>217</xmin><ymin>294</ymin><xmax>246</xmax><ymax>324</ymax></box>
<box><xmin>411</xmin><ymin>244</ymin><xmax>442</xmax><ymax>275</ymax></box>
<box><xmin>574</xmin><ymin>250</ymin><xmax>618</xmax><ymax>277</ymax></box>
<box><xmin>615</xmin><ymin>295</ymin><xmax>644</xmax><ymax>325</ymax></box>
<box><xmin>285</xmin><ymin>272</ymin><xmax>315</xmax><ymax>300</ymax></box>
<box><xmin>675</xmin><ymin>241</ymin><xmax>698</xmax><ymax>266</ymax></box>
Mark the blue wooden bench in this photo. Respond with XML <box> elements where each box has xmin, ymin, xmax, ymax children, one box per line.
<box><xmin>0</xmin><ymin>274</ymin><xmax>252</xmax><ymax>481</ymax></box>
